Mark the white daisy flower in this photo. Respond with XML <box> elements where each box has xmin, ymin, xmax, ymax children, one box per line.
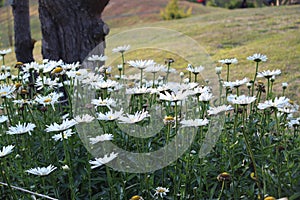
<box><xmin>0</xmin><ymin>48</ymin><xmax>12</xmax><ymax>56</ymax></box>
<box><xmin>0</xmin><ymin>84</ymin><xmax>16</xmax><ymax>98</ymax></box>
<box><xmin>25</xmin><ymin>164</ymin><xmax>57</xmax><ymax>176</ymax></box>
<box><xmin>42</xmin><ymin>60</ymin><xmax>64</xmax><ymax>74</ymax></box>
<box><xmin>89</xmin><ymin>134</ymin><xmax>113</xmax><ymax>144</ymax></box>
<box><xmin>12</xmin><ymin>99</ymin><xmax>34</xmax><ymax>106</ymax></box>
<box><xmin>154</xmin><ymin>187</ymin><xmax>169</xmax><ymax>198</ymax></box>
<box><xmin>223</xmin><ymin>78</ymin><xmax>249</xmax><ymax>89</ymax></box>
<box><xmin>92</xmin><ymin>79</ymin><xmax>119</xmax><ymax>89</ymax></box>
<box><xmin>180</xmin><ymin>118</ymin><xmax>209</xmax><ymax>127</ymax></box>
<box><xmin>74</xmin><ymin>114</ymin><xmax>95</xmax><ymax>123</ymax></box>
<box><xmin>257</xmin><ymin>96</ymin><xmax>290</xmax><ymax>110</ymax></box>
<box><xmin>227</xmin><ymin>94</ymin><xmax>256</xmax><ymax>106</ymax></box>
<box><xmin>35</xmin><ymin>92</ymin><xmax>64</xmax><ymax>110</ymax></box>
<box><xmin>6</xmin><ymin>122</ymin><xmax>36</xmax><ymax>135</ymax></box>
<box><xmin>91</xmin><ymin>97</ymin><xmax>116</xmax><ymax>109</ymax></box>
<box><xmin>187</xmin><ymin>65</ymin><xmax>204</xmax><ymax>74</ymax></box>
<box><xmin>35</xmin><ymin>76</ymin><xmax>62</xmax><ymax>90</ymax></box>
<box><xmin>97</xmin><ymin>109</ymin><xmax>124</xmax><ymax>121</ymax></box>
<box><xmin>257</xmin><ymin>69</ymin><xmax>281</xmax><ymax>78</ymax></box>
<box><xmin>0</xmin><ymin>115</ymin><xmax>8</xmax><ymax>123</ymax></box>
<box><xmin>61</xmin><ymin>62</ymin><xmax>80</xmax><ymax>71</ymax></box>
<box><xmin>127</xmin><ymin>60</ymin><xmax>156</xmax><ymax>70</ymax></box>
<box><xmin>219</xmin><ymin>58</ymin><xmax>238</xmax><ymax>65</ymax></box>
<box><xmin>247</xmin><ymin>53</ymin><xmax>267</xmax><ymax>62</ymax></box>
<box><xmin>288</xmin><ymin>118</ymin><xmax>300</xmax><ymax>128</ymax></box>
<box><xmin>23</xmin><ymin>62</ymin><xmax>40</xmax><ymax>72</ymax></box>
<box><xmin>87</xmin><ymin>54</ymin><xmax>107</xmax><ymax>62</ymax></box>
<box><xmin>52</xmin><ymin>129</ymin><xmax>75</xmax><ymax>141</ymax></box>
<box><xmin>0</xmin><ymin>145</ymin><xmax>14</xmax><ymax>158</ymax></box>
<box><xmin>159</xmin><ymin>90</ymin><xmax>192</xmax><ymax>102</ymax></box>
<box><xmin>208</xmin><ymin>105</ymin><xmax>234</xmax><ymax>116</ymax></box>
<box><xmin>112</xmin><ymin>45</ymin><xmax>130</xmax><ymax>53</ymax></box>
<box><xmin>81</xmin><ymin>73</ymin><xmax>104</xmax><ymax>85</ymax></box>
<box><xmin>118</xmin><ymin>110</ymin><xmax>150</xmax><ymax>124</ymax></box>
<box><xmin>89</xmin><ymin>152</ymin><xmax>118</xmax><ymax>169</ymax></box>
<box><xmin>126</xmin><ymin>86</ymin><xmax>150</xmax><ymax>95</ymax></box>
<box><xmin>144</xmin><ymin>64</ymin><xmax>165</xmax><ymax>73</ymax></box>
<box><xmin>199</xmin><ymin>92</ymin><xmax>214</xmax><ymax>102</ymax></box>
<box><xmin>45</xmin><ymin>119</ymin><xmax>78</xmax><ymax>132</ymax></box>
<box><xmin>0</xmin><ymin>72</ymin><xmax>10</xmax><ymax>81</ymax></box>
<box><xmin>193</xmin><ymin>86</ymin><xmax>210</xmax><ymax>95</ymax></box>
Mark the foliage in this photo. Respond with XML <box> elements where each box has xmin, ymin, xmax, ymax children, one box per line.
<box><xmin>0</xmin><ymin>46</ymin><xmax>299</xmax><ymax>199</ymax></box>
<box><xmin>160</xmin><ymin>0</ymin><xmax>192</xmax><ymax>20</ymax></box>
<box><xmin>207</xmin><ymin>0</ymin><xmax>259</xmax><ymax>8</ymax></box>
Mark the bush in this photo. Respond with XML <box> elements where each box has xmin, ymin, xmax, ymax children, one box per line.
<box><xmin>160</xmin><ymin>0</ymin><xmax>192</xmax><ymax>20</ymax></box>
<box><xmin>0</xmin><ymin>0</ymin><xmax>4</xmax><ymax>7</ymax></box>
<box><xmin>207</xmin><ymin>0</ymin><xmax>256</xmax><ymax>8</ymax></box>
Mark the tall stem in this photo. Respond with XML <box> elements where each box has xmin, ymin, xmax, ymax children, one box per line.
<box><xmin>252</xmin><ymin>62</ymin><xmax>259</xmax><ymax>96</ymax></box>
<box><xmin>0</xmin><ymin>161</ymin><xmax>18</xmax><ymax>200</ymax></box>
<box><xmin>121</xmin><ymin>53</ymin><xmax>125</xmax><ymax>76</ymax></box>
<box><xmin>140</xmin><ymin>69</ymin><xmax>143</xmax><ymax>88</ymax></box>
<box><xmin>226</xmin><ymin>64</ymin><xmax>230</xmax><ymax>82</ymax></box>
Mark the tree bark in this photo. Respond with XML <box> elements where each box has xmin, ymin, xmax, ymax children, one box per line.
<box><xmin>38</xmin><ymin>0</ymin><xmax>110</xmax><ymax>63</ymax></box>
<box><xmin>11</xmin><ymin>0</ymin><xmax>34</xmax><ymax>63</ymax></box>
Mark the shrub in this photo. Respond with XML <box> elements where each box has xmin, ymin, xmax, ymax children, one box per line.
<box><xmin>160</xmin><ymin>0</ymin><xmax>192</xmax><ymax>20</ymax></box>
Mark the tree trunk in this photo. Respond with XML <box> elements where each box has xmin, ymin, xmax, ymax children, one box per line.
<box><xmin>241</xmin><ymin>0</ymin><xmax>248</xmax><ymax>8</ymax></box>
<box><xmin>11</xmin><ymin>0</ymin><xmax>34</xmax><ymax>63</ymax></box>
<box><xmin>38</xmin><ymin>0</ymin><xmax>110</xmax><ymax>63</ymax></box>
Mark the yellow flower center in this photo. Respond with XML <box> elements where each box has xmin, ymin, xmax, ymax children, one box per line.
<box><xmin>264</xmin><ymin>197</ymin><xmax>276</xmax><ymax>200</ymax></box>
<box><xmin>157</xmin><ymin>189</ymin><xmax>165</xmax><ymax>193</ymax></box>
<box><xmin>250</xmin><ymin>172</ymin><xmax>257</xmax><ymax>181</ymax></box>
<box><xmin>130</xmin><ymin>195</ymin><xmax>142</xmax><ymax>200</ymax></box>
<box><xmin>15</xmin><ymin>83</ymin><xmax>22</xmax><ymax>89</ymax></box>
<box><xmin>51</xmin><ymin>67</ymin><xmax>63</xmax><ymax>74</ymax></box>
<box><xmin>0</xmin><ymin>91</ymin><xmax>7</xmax><ymax>96</ymax></box>
<box><xmin>165</xmin><ymin>116</ymin><xmax>174</xmax><ymax>121</ymax></box>
<box><xmin>21</xmin><ymin>89</ymin><xmax>28</xmax><ymax>94</ymax></box>
<box><xmin>43</xmin><ymin>98</ymin><xmax>52</xmax><ymax>103</ymax></box>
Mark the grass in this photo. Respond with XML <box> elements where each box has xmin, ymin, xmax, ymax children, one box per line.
<box><xmin>0</xmin><ymin>3</ymin><xmax>299</xmax><ymax>96</ymax></box>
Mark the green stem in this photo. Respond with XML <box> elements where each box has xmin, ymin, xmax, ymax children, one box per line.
<box><xmin>0</xmin><ymin>161</ymin><xmax>18</xmax><ymax>200</ymax></box>
<box><xmin>252</xmin><ymin>62</ymin><xmax>259</xmax><ymax>96</ymax></box>
<box><xmin>267</xmin><ymin>78</ymin><xmax>270</xmax><ymax>100</ymax></box>
<box><xmin>61</xmin><ymin>133</ymin><xmax>76</xmax><ymax>200</ymax></box>
<box><xmin>226</xmin><ymin>64</ymin><xmax>230</xmax><ymax>82</ymax></box>
<box><xmin>152</xmin><ymin>72</ymin><xmax>156</xmax><ymax>88</ymax></box>
<box><xmin>165</xmin><ymin>63</ymin><xmax>171</xmax><ymax>83</ymax></box>
<box><xmin>140</xmin><ymin>69</ymin><xmax>143</xmax><ymax>88</ymax></box>
<box><xmin>121</xmin><ymin>53</ymin><xmax>125</xmax><ymax>76</ymax></box>
<box><xmin>242</xmin><ymin>110</ymin><xmax>261</xmax><ymax>197</ymax></box>
<box><xmin>217</xmin><ymin>181</ymin><xmax>225</xmax><ymax>200</ymax></box>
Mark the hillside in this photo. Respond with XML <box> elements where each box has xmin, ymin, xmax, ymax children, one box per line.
<box><xmin>0</xmin><ymin>1</ymin><xmax>299</xmax><ymax>98</ymax></box>
<box><xmin>102</xmin><ymin>0</ymin><xmax>217</xmax><ymax>27</ymax></box>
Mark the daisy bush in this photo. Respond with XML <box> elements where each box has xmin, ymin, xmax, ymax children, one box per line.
<box><xmin>0</xmin><ymin>47</ymin><xmax>299</xmax><ymax>200</ymax></box>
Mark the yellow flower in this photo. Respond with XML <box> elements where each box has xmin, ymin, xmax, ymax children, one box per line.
<box><xmin>15</xmin><ymin>83</ymin><xmax>22</xmax><ymax>89</ymax></box>
<box><xmin>15</xmin><ymin>62</ymin><xmax>23</xmax><ymax>68</ymax></box>
<box><xmin>250</xmin><ymin>172</ymin><xmax>257</xmax><ymax>181</ymax></box>
<box><xmin>264</xmin><ymin>197</ymin><xmax>276</xmax><ymax>200</ymax></box>
<box><xmin>217</xmin><ymin>172</ymin><xmax>231</xmax><ymax>181</ymax></box>
<box><xmin>163</xmin><ymin>116</ymin><xmax>175</xmax><ymax>125</ymax></box>
<box><xmin>130</xmin><ymin>195</ymin><xmax>144</xmax><ymax>200</ymax></box>
<box><xmin>51</xmin><ymin>67</ymin><xmax>63</xmax><ymax>74</ymax></box>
